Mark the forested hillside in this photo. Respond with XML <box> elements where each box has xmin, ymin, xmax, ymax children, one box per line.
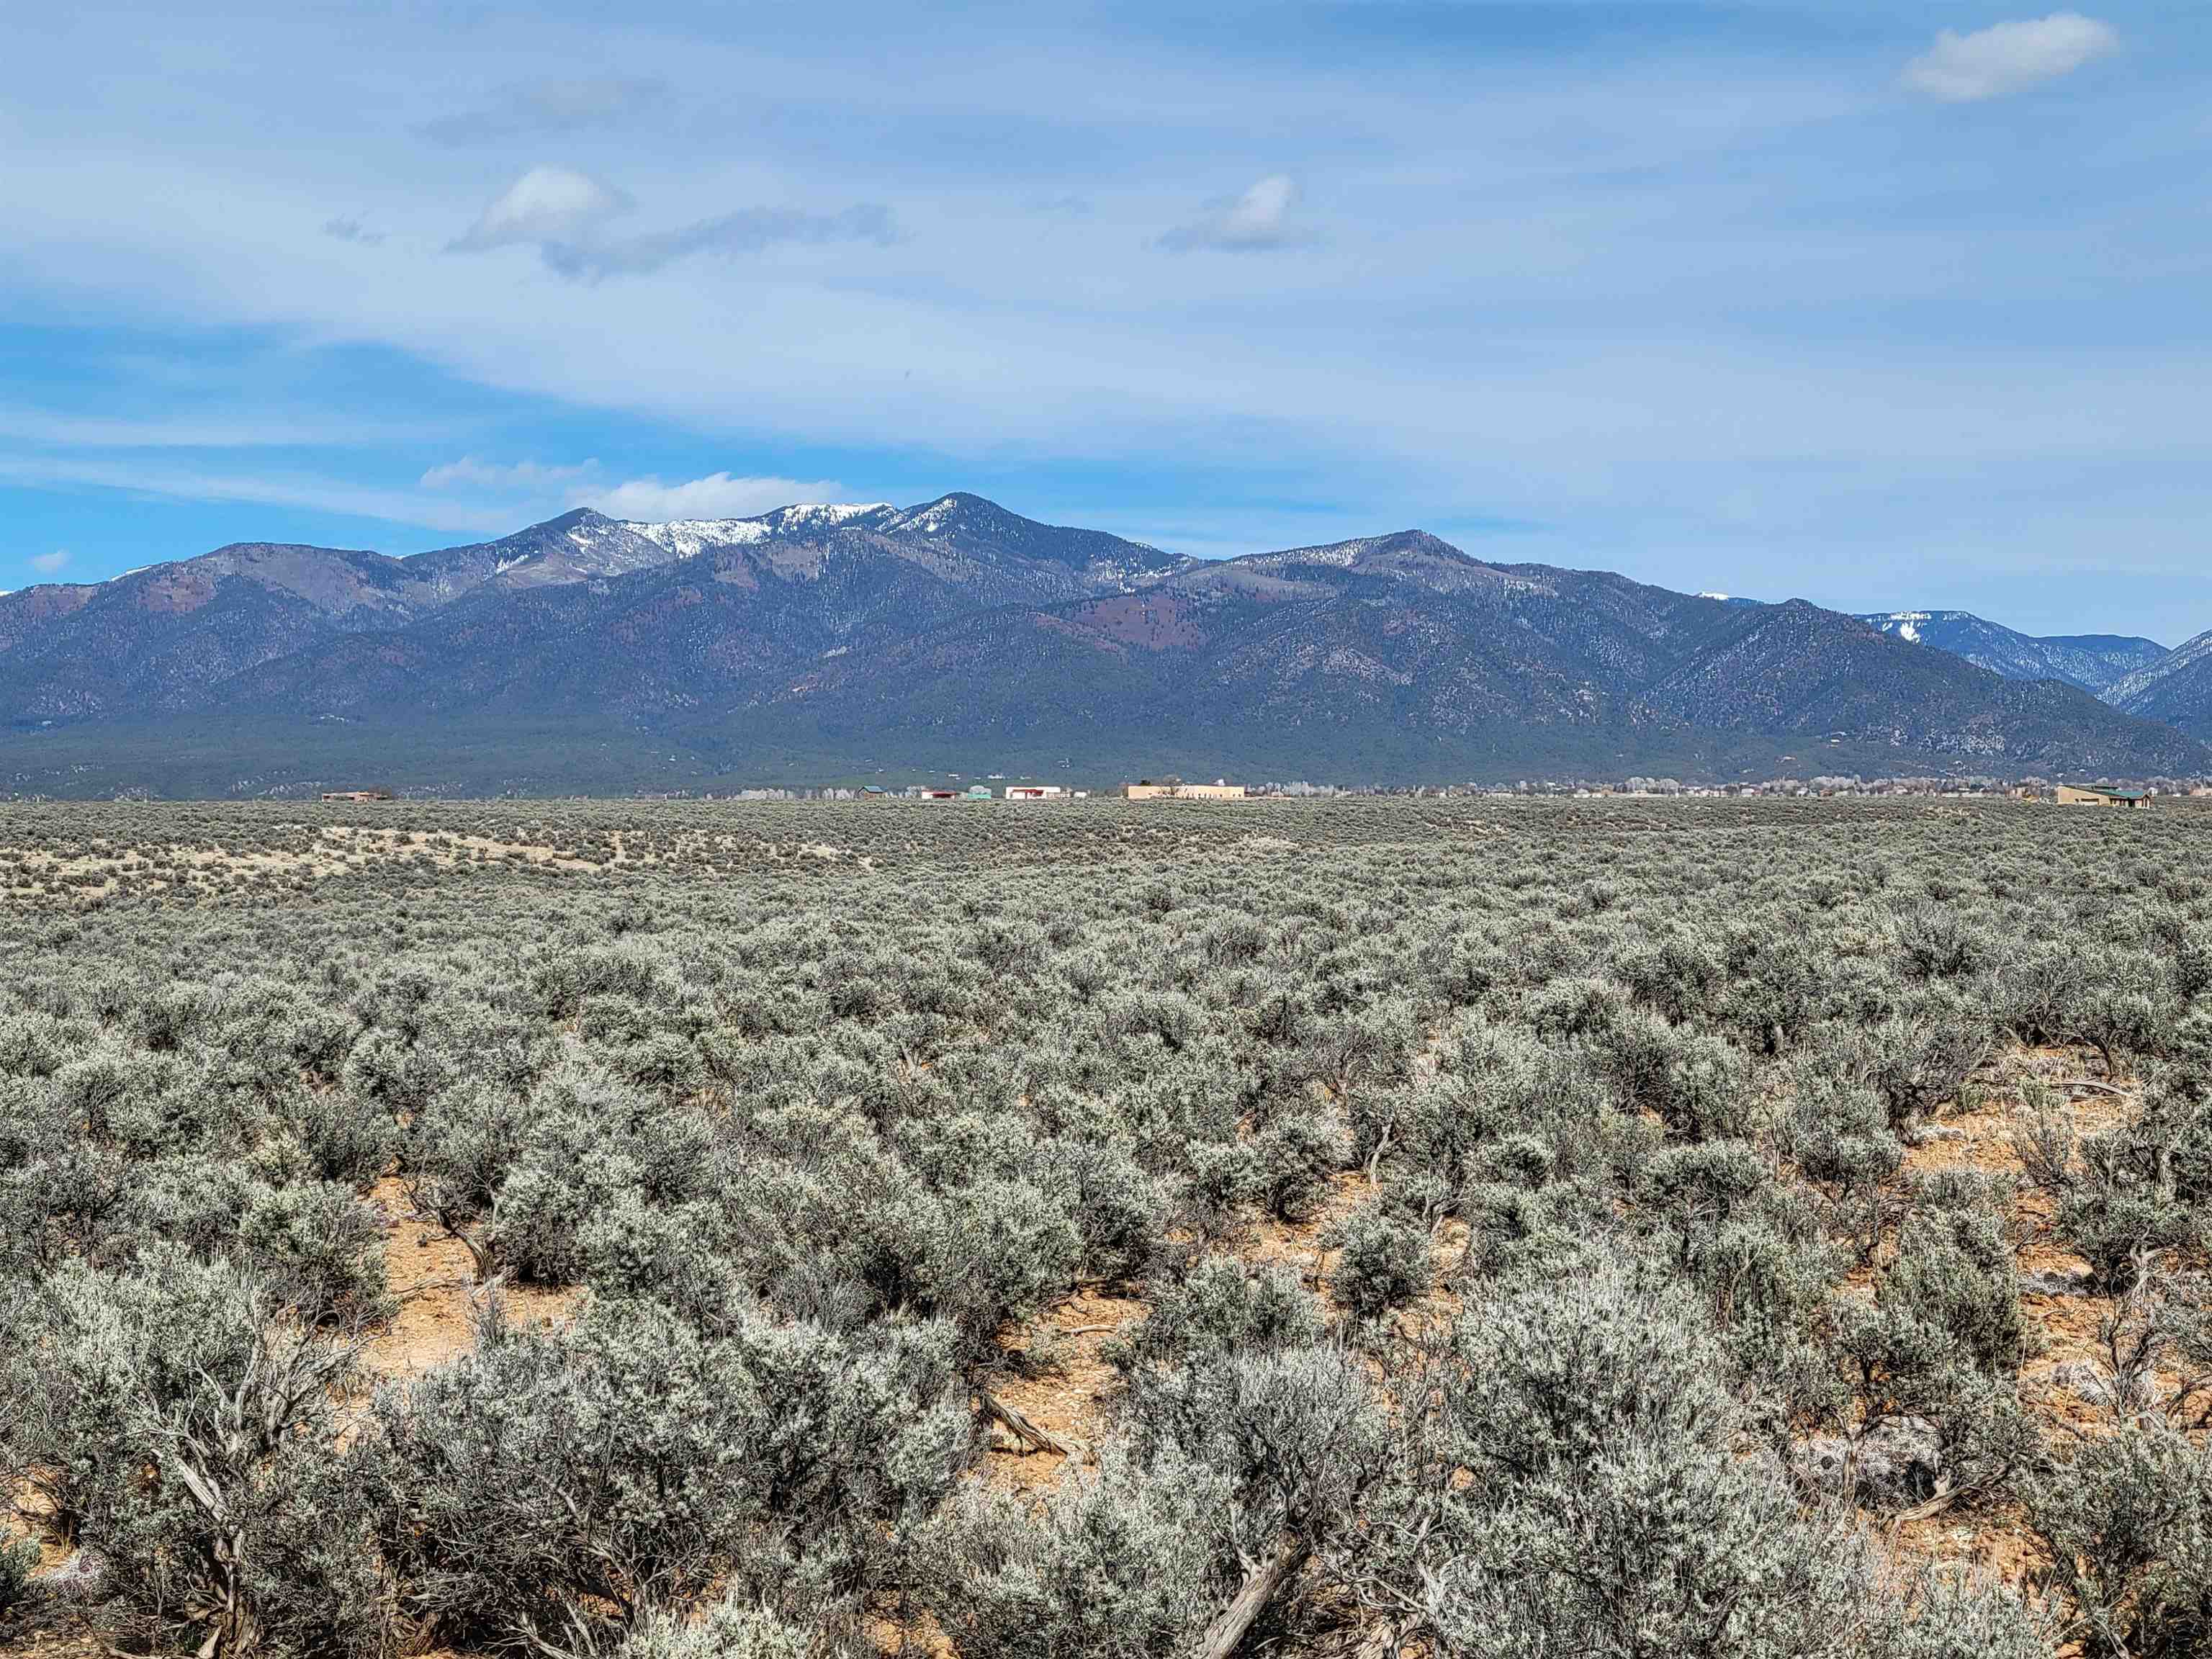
<box><xmin>3</xmin><ymin>798</ymin><xmax>2211</xmax><ymax>1658</ymax></box>
<box><xmin>2</xmin><ymin>500</ymin><xmax>2200</xmax><ymax>791</ymax></box>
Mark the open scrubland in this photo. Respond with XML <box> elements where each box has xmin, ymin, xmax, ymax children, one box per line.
<box><xmin>3</xmin><ymin>796</ymin><xmax>2211</xmax><ymax>1658</ymax></box>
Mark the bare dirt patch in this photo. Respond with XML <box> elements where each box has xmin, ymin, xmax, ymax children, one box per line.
<box><xmin>361</xmin><ymin>1177</ymin><xmax>583</xmax><ymax>1384</ymax></box>
<box><xmin>1882</xmin><ymin>1043</ymin><xmax>2147</xmax><ymax>1588</ymax></box>
<box><xmin>980</xmin><ymin>1288</ymin><xmax>1148</xmax><ymax>1495</ymax></box>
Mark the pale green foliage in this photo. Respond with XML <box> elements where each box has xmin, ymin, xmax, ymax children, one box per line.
<box><xmin>1</xmin><ymin>796</ymin><xmax>2207</xmax><ymax>1656</ymax></box>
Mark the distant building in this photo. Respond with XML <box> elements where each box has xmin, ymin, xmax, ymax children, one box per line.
<box><xmin>965</xmin><ymin>784</ymin><xmax>994</xmax><ymax>800</ymax></box>
<box><xmin>2056</xmin><ymin>785</ymin><xmax>2152</xmax><ymax>809</ymax></box>
<box><xmin>319</xmin><ymin>788</ymin><xmax>393</xmax><ymax>802</ymax></box>
<box><xmin>1003</xmin><ymin>784</ymin><xmax>1064</xmax><ymax>800</ymax></box>
<box><xmin>1124</xmin><ymin>777</ymin><xmax>1247</xmax><ymax>801</ymax></box>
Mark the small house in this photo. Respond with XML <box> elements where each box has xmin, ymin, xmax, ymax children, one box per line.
<box><xmin>2056</xmin><ymin>785</ymin><xmax>2151</xmax><ymax>809</ymax></box>
<box><xmin>1125</xmin><ymin>777</ymin><xmax>1246</xmax><ymax>801</ymax></box>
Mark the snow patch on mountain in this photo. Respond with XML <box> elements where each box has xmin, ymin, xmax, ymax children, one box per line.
<box><xmin>756</xmin><ymin>502</ymin><xmax>894</xmax><ymax>534</ymax></box>
<box><xmin>624</xmin><ymin>518</ymin><xmax>773</xmax><ymax>558</ymax></box>
<box><xmin>1858</xmin><ymin>608</ymin><xmax>2167</xmax><ymax>699</ymax></box>
<box><xmin>886</xmin><ymin>495</ymin><xmax>971</xmax><ymax>536</ymax></box>
<box><xmin>1865</xmin><ymin>610</ymin><xmax>1938</xmax><ymax>644</ymax></box>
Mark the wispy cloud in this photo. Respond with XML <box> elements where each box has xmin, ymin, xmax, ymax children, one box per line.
<box><xmin>418</xmin><ymin>77</ymin><xmax>665</xmax><ymax>146</ymax></box>
<box><xmin>0</xmin><ymin>409</ymin><xmax>406</xmax><ymax>449</ymax></box>
<box><xmin>447</xmin><ymin>168</ymin><xmax>895</xmax><ymax>282</ymax></box>
<box><xmin>581</xmin><ymin>472</ymin><xmax>847</xmax><ymax>521</ymax></box>
<box><xmin>322</xmin><ymin>215</ymin><xmax>387</xmax><ymax>246</ymax></box>
<box><xmin>28</xmin><ymin>549</ymin><xmax>71</xmax><ymax>575</ymax></box>
<box><xmin>427</xmin><ymin>459</ymin><xmax>857</xmax><ymax>525</ymax></box>
<box><xmin>1902</xmin><ymin>14</ymin><xmax>2118</xmax><ymax>102</ymax></box>
<box><xmin>544</xmin><ymin>205</ymin><xmax>896</xmax><ymax>282</ymax></box>
<box><xmin>1159</xmin><ymin>175</ymin><xmax>1314</xmax><ymax>253</ymax></box>
<box><xmin>421</xmin><ymin>456</ymin><xmax>598</xmax><ymax>492</ymax></box>
<box><xmin>0</xmin><ymin>454</ymin><xmax>511</xmax><ymax>536</ymax></box>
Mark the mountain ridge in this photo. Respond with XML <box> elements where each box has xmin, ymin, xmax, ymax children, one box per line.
<box><xmin>1</xmin><ymin>498</ymin><xmax>2203</xmax><ymax>793</ymax></box>
<box><xmin>1856</xmin><ymin>608</ymin><xmax>2167</xmax><ymax>696</ymax></box>
<box><xmin>2108</xmin><ymin>628</ymin><xmax>2212</xmax><ymax>741</ymax></box>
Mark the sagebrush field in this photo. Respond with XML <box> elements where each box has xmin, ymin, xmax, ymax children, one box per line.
<box><xmin>3</xmin><ymin>796</ymin><xmax>2209</xmax><ymax>1659</ymax></box>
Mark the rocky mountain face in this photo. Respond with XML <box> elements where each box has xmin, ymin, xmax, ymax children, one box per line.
<box><xmin>1857</xmin><ymin>610</ymin><xmax>2167</xmax><ymax>696</ymax></box>
<box><xmin>774</xmin><ymin>535</ymin><xmax>2200</xmax><ymax>779</ymax></box>
<box><xmin>0</xmin><ymin>499</ymin><xmax>2201</xmax><ymax>791</ymax></box>
<box><xmin>1857</xmin><ymin>606</ymin><xmax>2212</xmax><ymax>750</ymax></box>
<box><xmin>0</xmin><ymin>496</ymin><xmax>1184</xmax><ymax>724</ymax></box>
<box><xmin>2108</xmin><ymin>629</ymin><xmax>2212</xmax><ymax>741</ymax></box>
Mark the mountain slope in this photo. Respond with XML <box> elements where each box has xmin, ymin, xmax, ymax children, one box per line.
<box><xmin>2109</xmin><ymin>629</ymin><xmax>2212</xmax><ymax>740</ymax></box>
<box><xmin>0</xmin><ymin>542</ymin><xmax>426</xmax><ymax>722</ymax></box>
<box><xmin>403</xmin><ymin>509</ymin><xmax>685</xmax><ymax>597</ymax></box>
<box><xmin>215</xmin><ymin>497</ymin><xmax>1195</xmax><ymax>724</ymax></box>
<box><xmin>1</xmin><ymin>505</ymin><xmax>2201</xmax><ymax>791</ymax></box>
<box><xmin>0</xmin><ymin>496</ymin><xmax>1185</xmax><ymax>729</ymax></box>
<box><xmin>763</xmin><ymin>537</ymin><xmax>2200</xmax><ymax>781</ymax></box>
<box><xmin>1856</xmin><ymin>610</ymin><xmax>2166</xmax><ymax>696</ymax></box>
<box><xmin>1657</xmin><ymin>603</ymin><xmax>2181</xmax><ymax>768</ymax></box>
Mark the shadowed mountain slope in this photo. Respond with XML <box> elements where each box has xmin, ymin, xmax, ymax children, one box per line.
<box><xmin>0</xmin><ymin>504</ymin><xmax>2200</xmax><ymax>792</ymax></box>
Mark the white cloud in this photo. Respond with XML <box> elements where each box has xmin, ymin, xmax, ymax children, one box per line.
<box><xmin>580</xmin><ymin>472</ymin><xmax>846</xmax><ymax>521</ymax></box>
<box><xmin>29</xmin><ymin>549</ymin><xmax>71</xmax><ymax>574</ymax></box>
<box><xmin>1159</xmin><ymin>174</ymin><xmax>1313</xmax><ymax>253</ymax></box>
<box><xmin>421</xmin><ymin>455</ymin><xmax>598</xmax><ymax>491</ymax></box>
<box><xmin>449</xmin><ymin>166</ymin><xmax>633</xmax><ymax>253</ymax></box>
<box><xmin>1902</xmin><ymin>14</ymin><xmax>2118</xmax><ymax>102</ymax></box>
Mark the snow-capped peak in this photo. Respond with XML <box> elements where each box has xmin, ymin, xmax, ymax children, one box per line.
<box><xmin>617</xmin><ymin>503</ymin><xmax>894</xmax><ymax>559</ymax></box>
<box><xmin>889</xmin><ymin>495</ymin><xmax>972</xmax><ymax>535</ymax></box>
<box><xmin>758</xmin><ymin>502</ymin><xmax>893</xmax><ymax>531</ymax></box>
<box><xmin>624</xmin><ymin>518</ymin><xmax>773</xmax><ymax>558</ymax></box>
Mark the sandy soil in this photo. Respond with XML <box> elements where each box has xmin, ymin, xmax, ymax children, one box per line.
<box><xmin>359</xmin><ymin>1177</ymin><xmax>583</xmax><ymax>1384</ymax></box>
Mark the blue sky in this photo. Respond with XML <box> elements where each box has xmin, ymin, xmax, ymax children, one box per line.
<box><xmin>3</xmin><ymin>2</ymin><xmax>2206</xmax><ymax>638</ymax></box>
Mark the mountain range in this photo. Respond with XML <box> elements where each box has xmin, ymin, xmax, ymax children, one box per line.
<box><xmin>1854</xmin><ymin>611</ymin><xmax>2167</xmax><ymax>697</ymax></box>
<box><xmin>1</xmin><ymin>494</ymin><xmax>2205</xmax><ymax>796</ymax></box>
<box><xmin>1858</xmin><ymin>609</ymin><xmax>2212</xmax><ymax>751</ymax></box>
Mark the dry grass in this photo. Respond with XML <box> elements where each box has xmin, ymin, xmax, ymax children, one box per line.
<box><xmin>0</xmin><ymin>822</ymin><xmax>884</xmax><ymax>904</ymax></box>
